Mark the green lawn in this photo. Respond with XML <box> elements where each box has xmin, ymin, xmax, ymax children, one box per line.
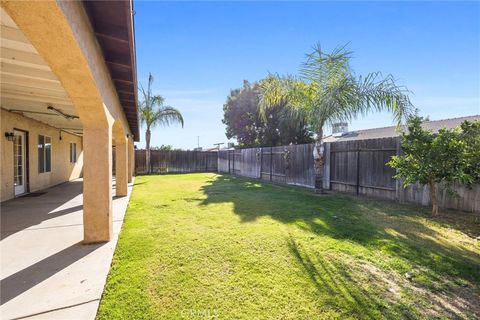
<box><xmin>97</xmin><ymin>173</ymin><xmax>479</xmax><ymax>320</ymax></box>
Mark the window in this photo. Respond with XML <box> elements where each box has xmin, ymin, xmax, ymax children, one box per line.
<box><xmin>70</xmin><ymin>143</ymin><xmax>77</xmax><ymax>163</ymax></box>
<box><xmin>38</xmin><ymin>135</ymin><xmax>51</xmax><ymax>173</ymax></box>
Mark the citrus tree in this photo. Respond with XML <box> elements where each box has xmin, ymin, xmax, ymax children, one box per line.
<box><xmin>388</xmin><ymin>116</ymin><xmax>479</xmax><ymax>216</ymax></box>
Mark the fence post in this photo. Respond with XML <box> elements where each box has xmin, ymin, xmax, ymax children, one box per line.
<box><xmin>259</xmin><ymin>147</ymin><xmax>263</xmax><ymax>179</ymax></box>
<box><xmin>228</xmin><ymin>150</ymin><xmax>231</xmax><ymax>173</ymax></box>
<box><xmin>232</xmin><ymin>150</ymin><xmax>235</xmax><ymax>175</ymax></box>
<box><xmin>150</xmin><ymin>150</ymin><xmax>153</xmax><ymax>174</ymax></box>
<box><xmin>193</xmin><ymin>150</ymin><xmax>196</xmax><ymax>172</ymax></box>
<box><xmin>270</xmin><ymin>146</ymin><xmax>273</xmax><ymax>181</ymax></box>
<box><xmin>356</xmin><ymin>149</ymin><xmax>360</xmax><ymax>196</ymax></box>
<box><xmin>323</xmin><ymin>142</ymin><xmax>331</xmax><ymax>190</ymax></box>
<box><xmin>395</xmin><ymin>137</ymin><xmax>401</xmax><ymax>202</ymax></box>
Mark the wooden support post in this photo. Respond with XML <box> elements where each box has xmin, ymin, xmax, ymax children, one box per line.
<box><xmin>270</xmin><ymin>147</ymin><xmax>273</xmax><ymax>181</ymax></box>
<box><xmin>259</xmin><ymin>147</ymin><xmax>263</xmax><ymax>179</ymax></box>
<box><xmin>323</xmin><ymin>142</ymin><xmax>331</xmax><ymax>190</ymax></box>
<box><xmin>356</xmin><ymin>149</ymin><xmax>360</xmax><ymax>196</ymax></box>
<box><xmin>395</xmin><ymin>137</ymin><xmax>401</xmax><ymax>202</ymax></box>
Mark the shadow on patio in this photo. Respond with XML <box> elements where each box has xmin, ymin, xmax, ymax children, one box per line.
<box><xmin>0</xmin><ymin>178</ymin><xmax>133</xmax><ymax>320</ymax></box>
<box><xmin>1</xmin><ymin>181</ymin><xmax>83</xmax><ymax>240</ymax></box>
<box><xmin>0</xmin><ymin>241</ymin><xmax>105</xmax><ymax>305</ymax></box>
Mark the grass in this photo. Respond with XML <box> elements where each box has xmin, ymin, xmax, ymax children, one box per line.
<box><xmin>97</xmin><ymin>173</ymin><xmax>480</xmax><ymax>320</ymax></box>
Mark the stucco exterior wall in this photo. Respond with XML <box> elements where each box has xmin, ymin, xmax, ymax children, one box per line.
<box><xmin>1</xmin><ymin>109</ymin><xmax>83</xmax><ymax>202</ymax></box>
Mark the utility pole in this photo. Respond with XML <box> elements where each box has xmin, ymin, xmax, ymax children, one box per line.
<box><xmin>197</xmin><ymin>136</ymin><xmax>200</xmax><ymax>148</ymax></box>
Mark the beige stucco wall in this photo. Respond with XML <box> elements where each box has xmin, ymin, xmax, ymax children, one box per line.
<box><xmin>1</xmin><ymin>109</ymin><xmax>83</xmax><ymax>202</ymax></box>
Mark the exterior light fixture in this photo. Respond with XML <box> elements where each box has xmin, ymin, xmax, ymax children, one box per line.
<box><xmin>4</xmin><ymin>132</ymin><xmax>14</xmax><ymax>141</ymax></box>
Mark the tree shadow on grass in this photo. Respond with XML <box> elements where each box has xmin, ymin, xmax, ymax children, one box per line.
<box><xmin>286</xmin><ymin>236</ymin><xmax>417</xmax><ymax>319</ymax></box>
<box><xmin>199</xmin><ymin>175</ymin><xmax>480</xmax><ymax>297</ymax></box>
<box><xmin>286</xmin><ymin>236</ymin><xmax>479</xmax><ymax>319</ymax></box>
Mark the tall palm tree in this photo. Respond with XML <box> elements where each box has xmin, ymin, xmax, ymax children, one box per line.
<box><xmin>139</xmin><ymin>73</ymin><xmax>184</xmax><ymax>173</ymax></box>
<box><xmin>259</xmin><ymin>44</ymin><xmax>414</xmax><ymax>192</ymax></box>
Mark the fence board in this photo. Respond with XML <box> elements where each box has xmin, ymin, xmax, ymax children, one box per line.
<box><xmin>286</xmin><ymin>144</ymin><xmax>315</xmax><ymax>187</ymax></box>
<box><xmin>135</xmin><ymin>150</ymin><xmax>218</xmax><ymax>174</ymax></box>
<box><xmin>329</xmin><ymin>138</ymin><xmax>398</xmax><ymax>198</ymax></box>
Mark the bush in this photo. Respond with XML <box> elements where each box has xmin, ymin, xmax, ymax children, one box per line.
<box><xmin>388</xmin><ymin>116</ymin><xmax>480</xmax><ymax>215</ymax></box>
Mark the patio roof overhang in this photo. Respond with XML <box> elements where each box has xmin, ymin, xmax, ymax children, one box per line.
<box><xmin>0</xmin><ymin>8</ymin><xmax>83</xmax><ymax>136</ymax></box>
<box><xmin>83</xmin><ymin>0</ymin><xmax>140</xmax><ymax>142</ymax></box>
<box><xmin>1</xmin><ymin>1</ymin><xmax>140</xmax><ymax>141</ymax></box>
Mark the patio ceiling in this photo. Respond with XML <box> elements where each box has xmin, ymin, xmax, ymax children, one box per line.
<box><xmin>0</xmin><ymin>8</ymin><xmax>83</xmax><ymax>136</ymax></box>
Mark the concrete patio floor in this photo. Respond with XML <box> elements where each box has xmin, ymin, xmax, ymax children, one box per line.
<box><xmin>0</xmin><ymin>178</ymin><xmax>133</xmax><ymax>320</ymax></box>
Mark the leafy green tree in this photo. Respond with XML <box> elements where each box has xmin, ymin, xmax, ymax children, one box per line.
<box><xmin>222</xmin><ymin>81</ymin><xmax>260</xmax><ymax>147</ymax></box>
<box><xmin>222</xmin><ymin>80</ymin><xmax>313</xmax><ymax>147</ymax></box>
<box><xmin>259</xmin><ymin>44</ymin><xmax>413</xmax><ymax>192</ymax></box>
<box><xmin>388</xmin><ymin>116</ymin><xmax>479</xmax><ymax>216</ymax></box>
<box><xmin>139</xmin><ymin>73</ymin><xmax>184</xmax><ymax>173</ymax></box>
<box><xmin>460</xmin><ymin>120</ymin><xmax>480</xmax><ymax>183</ymax></box>
<box><xmin>151</xmin><ymin>144</ymin><xmax>173</xmax><ymax>151</ymax></box>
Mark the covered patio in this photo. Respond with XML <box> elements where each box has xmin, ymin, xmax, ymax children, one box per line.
<box><xmin>1</xmin><ymin>1</ymin><xmax>140</xmax><ymax>319</ymax></box>
<box><xmin>1</xmin><ymin>0</ymin><xmax>138</xmax><ymax>242</ymax></box>
<box><xmin>0</xmin><ymin>178</ymin><xmax>134</xmax><ymax>319</ymax></box>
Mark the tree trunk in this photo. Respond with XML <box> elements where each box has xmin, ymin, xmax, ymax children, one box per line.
<box><xmin>429</xmin><ymin>180</ymin><xmax>439</xmax><ymax>216</ymax></box>
<box><xmin>146</xmin><ymin>128</ymin><xmax>151</xmax><ymax>174</ymax></box>
<box><xmin>314</xmin><ymin>127</ymin><xmax>324</xmax><ymax>193</ymax></box>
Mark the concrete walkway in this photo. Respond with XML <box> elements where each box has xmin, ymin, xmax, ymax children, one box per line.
<box><xmin>0</xmin><ymin>178</ymin><xmax>133</xmax><ymax>320</ymax></box>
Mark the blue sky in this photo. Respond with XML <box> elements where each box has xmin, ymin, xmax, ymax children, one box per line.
<box><xmin>134</xmin><ymin>1</ymin><xmax>480</xmax><ymax>149</ymax></box>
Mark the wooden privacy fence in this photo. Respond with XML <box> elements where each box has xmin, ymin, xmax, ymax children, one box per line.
<box><xmin>133</xmin><ymin>140</ymin><xmax>479</xmax><ymax>212</ymax></box>
<box><xmin>218</xmin><ymin>144</ymin><xmax>316</xmax><ymax>188</ymax></box>
<box><xmin>327</xmin><ymin>138</ymin><xmax>399</xmax><ymax>199</ymax></box>
<box><xmin>135</xmin><ymin>150</ymin><xmax>218</xmax><ymax>174</ymax></box>
<box><xmin>218</xmin><ymin>138</ymin><xmax>480</xmax><ymax>213</ymax></box>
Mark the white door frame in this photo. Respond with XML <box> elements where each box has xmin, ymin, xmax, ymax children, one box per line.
<box><xmin>14</xmin><ymin>130</ymin><xmax>27</xmax><ymax>196</ymax></box>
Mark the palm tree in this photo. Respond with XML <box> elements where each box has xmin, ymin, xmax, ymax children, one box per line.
<box><xmin>139</xmin><ymin>73</ymin><xmax>184</xmax><ymax>173</ymax></box>
<box><xmin>259</xmin><ymin>44</ymin><xmax>414</xmax><ymax>192</ymax></box>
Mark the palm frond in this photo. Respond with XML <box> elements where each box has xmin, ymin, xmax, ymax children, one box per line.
<box><xmin>355</xmin><ymin>72</ymin><xmax>414</xmax><ymax>125</ymax></box>
<box><xmin>300</xmin><ymin>43</ymin><xmax>353</xmax><ymax>86</ymax></box>
<box><xmin>152</xmin><ymin>106</ymin><xmax>184</xmax><ymax>128</ymax></box>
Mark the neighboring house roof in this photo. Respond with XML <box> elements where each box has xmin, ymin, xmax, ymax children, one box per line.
<box><xmin>323</xmin><ymin>115</ymin><xmax>480</xmax><ymax>143</ymax></box>
<box><xmin>83</xmin><ymin>0</ymin><xmax>140</xmax><ymax>141</ymax></box>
